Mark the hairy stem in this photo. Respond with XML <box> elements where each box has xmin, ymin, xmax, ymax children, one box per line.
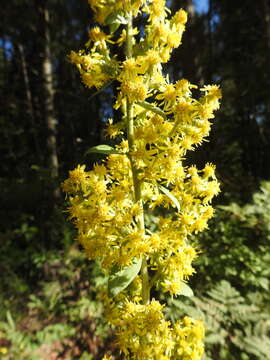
<box><xmin>126</xmin><ymin>12</ymin><xmax>150</xmax><ymax>305</ymax></box>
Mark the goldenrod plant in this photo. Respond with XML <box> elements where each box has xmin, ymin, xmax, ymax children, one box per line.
<box><xmin>62</xmin><ymin>1</ymin><xmax>221</xmax><ymax>359</ymax></box>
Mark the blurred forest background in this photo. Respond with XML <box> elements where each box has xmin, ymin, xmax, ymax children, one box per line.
<box><xmin>1</xmin><ymin>0</ymin><xmax>270</xmax><ymax>359</ymax></box>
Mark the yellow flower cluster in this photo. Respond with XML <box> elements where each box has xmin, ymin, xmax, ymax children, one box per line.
<box><xmin>69</xmin><ymin>43</ymin><xmax>119</xmax><ymax>89</ymax></box>
<box><xmin>88</xmin><ymin>0</ymin><xmax>146</xmax><ymax>24</ymax></box>
<box><xmin>70</xmin><ymin>0</ymin><xmax>189</xmax><ymax>91</ymax></box>
<box><xmin>114</xmin><ymin>300</ymin><xmax>173</xmax><ymax>359</ymax></box>
<box><xmin>62</xmin><ymin>155</ymin><xmax>219</xmax><ymax>281</ymax></box>
<box><xmin>101</xmin><ymin>297</ymin><xmax>204</xmax><ymax>360</ymax></box>
<box><xmin>172</xmin><ymin>316</ymin><xmax>205</xmax><ymax>359</ymax></box>
<box><xmin>62</xmin><ymin>159</ymin><xmax>148</xmax><ymax>268</ymax></box>
<box><xmin>63</xmin><ymin>0</ymin><xmax>222</xmax><ymax>359</ymax></box>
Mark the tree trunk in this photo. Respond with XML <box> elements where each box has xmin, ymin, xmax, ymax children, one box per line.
<box><xmin>17</xmin><ymin>42</ymin><xmax>42</xmax><ymax>161</ymax></box>
<box><xmin>37</xmin><ymin>0</ymin><xmax>60</xmax><ymax>200</ymax></box>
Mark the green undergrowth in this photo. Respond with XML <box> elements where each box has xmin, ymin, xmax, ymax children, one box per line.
<box><xmin>0</xmin><ymin>219</ymin><xmax>112</xmax><ymax>359</ymax></box>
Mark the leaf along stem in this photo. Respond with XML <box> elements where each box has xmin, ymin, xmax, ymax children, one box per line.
<box><xmin>136</xmin><ymin>100</ymin><xmax>168</xmax><ymax>120</ymax></box>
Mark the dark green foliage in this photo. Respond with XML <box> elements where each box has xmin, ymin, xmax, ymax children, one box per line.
<box><xmin>194</xmin><ymin>182</ymin><xmax>270</xmax><ymax>295</ymax></box>
<box><xmin>0</xmin><ymin>240</ymin><xmax>111</xmax><ymax>359</ymax></box>
<box><xmin>166</xmin><ymin>281</ymin><xmax>270</xmax><ymax>360</ymax></box>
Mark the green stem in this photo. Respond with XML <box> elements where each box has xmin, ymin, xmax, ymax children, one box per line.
<box><xmin>125</xmin><ymin>12</ymin><xmax>150</xmax><ymax>305</ymax></box>
<box><xmin>169</xmin><ymin>118</ymin><xmax>180</xmax><ymax>137</ymax></box>
<box><xmin>136</xmin><ymin>100</ymin><xmax>168</xmax><ymax>120</ymax></box>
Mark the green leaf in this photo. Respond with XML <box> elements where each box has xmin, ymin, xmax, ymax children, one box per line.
<box><xmin>159</xmin><ymin>185</ymin><xmax>180</xmax><ymax>212</ymax></box>
<box><xmin>85</xmin><ymin>144</ymin><xmax>121</xmax><ymax>156</ymax></box>
<box><xmin>6</xmin><ymin>310</ymin><xmax>15</xmax><ymax>330</ymax></box>
<box><xmin>178</xmin><ymin>281</ymin><xmax>194</xmax><ymax>297</ymax></box>
<box><xmin>109</xmin><ymin>22</ymin><xmax>121</xmax><ymax>34</ymax></box>
<box><xmin>136</xmin><ymin>100</ymin><xmax>168</xmax><ymax>120</ymax></box>
<box><xmin>105</xmin><ymin>11</ymin><xmax>128</xmax><ymax>26</ymax></box>
<box><xmin>108</xmin><ymin>258</ymin><xmax>142</xmax><ymax>297</ymax></box>
<box><xmin>258</xmin><ymin>277</ymin><xmax>269</xmax><ymax>290</ymax></box>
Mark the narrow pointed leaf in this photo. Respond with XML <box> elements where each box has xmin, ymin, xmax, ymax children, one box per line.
<box><xmin>136</xmin><ymin>100</ymin><xmax>167</xmax><ymax>120</ymax></box>
<box><xmin>159</xmin><ymin>185</ymin><xmax>180</xmax><ymax>212</ymax></box>
<box><xmin>108</xmin><ymin>258</ymin><xmax>142</xmax><ymax>297</ymax></box>
<box><xmin>85</xmin><ymin>144</ymin><xmax>121</xmax><ymax>156</ymax></box>
<box><xmin>6</xmin><ymin>311</ymin><xmax>15</xmax><ymax>330</ymax></box>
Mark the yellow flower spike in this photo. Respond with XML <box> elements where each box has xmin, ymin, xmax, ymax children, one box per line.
<box><xmin>64</xmin><ymin>0</ymin><xmax>221</xmax><ymax>358</ymax></box>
